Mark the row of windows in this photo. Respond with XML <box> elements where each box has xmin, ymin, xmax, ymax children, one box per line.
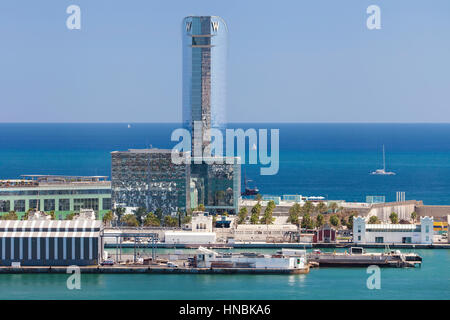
<box><xmin>0</xmin><ymin>189</ymin><xmax>111</xmax><ymax>196</ymax></box>
<box><xmin>366</xmin><ymin>228</ymin><xmax>421</xmax><ymax>233</ymax></box>
<box><xmin>0</xmin><ymin>198</ymin><xmax>111</xmax><ymax>212</ymax></box>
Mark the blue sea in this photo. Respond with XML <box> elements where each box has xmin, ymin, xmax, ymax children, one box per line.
<box><xmin>1</xmin><ymin>123</ymin><xmax>450</xmax><ymax>204</ymax></box>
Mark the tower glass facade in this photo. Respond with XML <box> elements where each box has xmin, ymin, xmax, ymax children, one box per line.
<box><xmin>182</xmin><ymin>16</ymin><xmax>227</xmax><ymax>151</ymax></box>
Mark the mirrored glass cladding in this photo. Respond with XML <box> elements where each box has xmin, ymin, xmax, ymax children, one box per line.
<box><xmin>182</xmin><ymin>16</ymin><xmax>227</xmax><ymax>134</ymax></box>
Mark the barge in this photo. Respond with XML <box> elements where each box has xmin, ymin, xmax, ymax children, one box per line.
<box><xmin>193</xmin><ymin>247</ymin><xmax>309</xmax><ymax>274</ymax></box>
<box><xmin>307</xmin><ymin>247</ymin><xmax>422</xmax><ymax>268</ymax></box>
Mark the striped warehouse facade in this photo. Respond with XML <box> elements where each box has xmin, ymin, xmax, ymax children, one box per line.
<box><xmin>0</xmin><ymin>220</ymin><xmax>104</xmax><ymax>266</ymax></box>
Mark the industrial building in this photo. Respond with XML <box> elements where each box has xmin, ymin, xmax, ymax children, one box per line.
<box><xmin>353</xmin><ymin>216</ymin><xmax>434</xmax><ymax>244</ymax></box>
<box><xmin>233</xmin><ymin>224</ymin><xmax>298</xmax><ymax>243</ymax></box>
<box><xmin>0</xmin><ymin>219</ymin><xmax>104</xmax><ymax>266</ymax></box>
<box><xmin>0</xmin><ymin>175</ymin><xmax>112</xmax><ymax>220</ymax></box>
<box><xmin>164</xmin><ymin>231</ymin><xmax>216</xmax><ymax>244</ymax></box>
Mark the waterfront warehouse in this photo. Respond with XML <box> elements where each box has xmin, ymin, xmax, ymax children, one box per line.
<box><xmin>0</xmin><ymin>220</ymin><xmax>104</xmax><ymax>266</ymax></box>
<box><xmin>0</xmin><ymin>175</ymin><xmax>111</xmax><ymax>220</ymax></box>
<box><xmin>353</xmin><ymin>216</ymin><xmax>434</xmax><ymax>244</ymax></box>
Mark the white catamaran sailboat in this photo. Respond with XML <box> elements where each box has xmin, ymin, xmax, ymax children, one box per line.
<box><xmin>371</xmin><ymin>145</ymin><xmax>395</xmax><ymax>175</ymax></box>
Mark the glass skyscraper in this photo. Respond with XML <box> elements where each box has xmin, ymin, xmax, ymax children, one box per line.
<box><xmin>182</xmin><ymin>16</ymin><xmax>227</xmax><ymax>151</ymax></box>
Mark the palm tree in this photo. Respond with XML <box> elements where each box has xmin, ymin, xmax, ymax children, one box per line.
<box><xmin>237</xmin><ymin>207</ymin><xmax>248</xmax><ymax>224</ymax></box>
<box><xmin>389</xmin><ymin>212</ymin><xmax>399</xmax><ymax>224</ymax></box>
<box><xmin>328</xmin><ymin>202</ymin><xmax>338</xmax><ymax>213</ymax></box>
<box><xmin>303</xmin><ymin>201</ymin><xmax>314</xmax><ymax>215</ymax></box>
<box><xmin>410</xmin><ymin>211</ymin><xmax>417</xmax><ymax>223</ymax></box>
<box><xmin>316</xmin><ymin>213</ymin><xmax>324</xmax><ymax>228</ymax></box>
<box><xmin>316</xmin><ymin>202</ymin><xmax>327</xmax><ymax>214</ymax></box>
<box><xmin>368</xmin><ymin>216</ymin><xmax>380</xmax><ymax>224</ymax></box>
<box><xmin>102</xmin><ymin>210</ymin><xmax>114</xmax><ymax>225</ymax></box>
<box><xmin>329</xmin><ymin>214</ymin><xmax>340</xmax><ymax>227</ymax></box>
<box><xmin>143</xmin><ymin>212</ymin><xmax>161</xmax><ymax>227</ymax></box>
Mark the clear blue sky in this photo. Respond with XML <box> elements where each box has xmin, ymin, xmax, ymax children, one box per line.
<box><xmin>0</xmin><ymin>0</ymin><xmax>449</xmax><ymax>123</ymax></box>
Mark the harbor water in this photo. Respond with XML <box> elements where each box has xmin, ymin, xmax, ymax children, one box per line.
<box><xmin>0</xmin><ymin>249</ymin><xmax>448</xmax><ymax>299</ymax></box>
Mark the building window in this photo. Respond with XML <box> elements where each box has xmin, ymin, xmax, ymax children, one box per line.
<box><xmin>102</xmin><ymin>198</ymin><xmax>111</xmax><ymax>210</ymax></box>
<box><xmin>0</xmin><ymin>200</ymin><xmax>10</xmax><ymax>212</ymax></box>
<box><xmin>358</xmin><ymin>236</ymin><xmax>361</xmax><ymax>241</ymax></box>
<box><xmin>426</xmin><ymin>236</ymin><xmax>429</xmax><ymax>242</ymax></box>
<box><xmin>358</xmin><ymin>226</ymin><xmax>361</xmax><ymax>233</ymax></box>
<box><xmin>59</xmin><ymin>199</ymin><xmax>70</xmax><ymax>211</ymax></box>
<box><xmin>74</xmin><ymin>198</ymin><xmax>99</xmax><ymax>211</ymax></box>
<box><xmin>375</xmin><ymin>237</ymin><xmax>384</xmax><ymax>243</ymax></box>
<box><xmin>29</xmin><ymin>199</ymin><xmax>40</xmax><ymax>210</ymax></box>
<box><xmin>44</xmin><ymin>199</ymin><xmax>55</xmax><ymax>211</ymax></box>
<box><xmin>14</xmin><ymin>200</ymin><xmax>26</xmax><ymax>212</ymax></box>
<box><xmin>425</xmin><ymin>225</ymin><xmax>429</xmax><ymax>233</ymax></box>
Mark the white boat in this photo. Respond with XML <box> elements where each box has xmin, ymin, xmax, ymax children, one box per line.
<box><xmin>371</xmin><ymin>145</ymin><xmax>395</xmax><ymax>175</ymax></box>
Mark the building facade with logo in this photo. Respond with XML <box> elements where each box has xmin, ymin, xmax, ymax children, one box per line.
<box><xmin>182</xmin><ymin>15</ymin><xmax>227</xmax><ymax>152</ymax></box>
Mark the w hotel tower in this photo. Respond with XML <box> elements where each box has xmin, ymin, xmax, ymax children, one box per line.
<box><xmin>182</xmin><ymin>16</ymin><xmax>227</xmax><ymax>153</ymax></box>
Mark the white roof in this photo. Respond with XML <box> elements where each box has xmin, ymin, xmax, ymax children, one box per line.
<box><xmin>164</xmin><ymin>231</ymin><xmax>216</xmax><ymax>236</ymax></box>
<box><xmin>366</xmin><ymin>224</ymin><xmax>417</xmax><ymax>230</ymax></box>
<box><xmin>236</xmin><ymin>224</ymin><xmax>298</xmax><ymax>231</ymax></box>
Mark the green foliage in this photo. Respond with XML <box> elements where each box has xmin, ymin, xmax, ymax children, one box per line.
<box><xmin>114</xmin><ymin>207</ymin><xmax>125</xmax><ymax>222</ymax></box>
<box><xmin>197</xmin><ymin>204</ymin><xmax>206</xmax><ymax>212</ymax></box>
<box><xmin>287</xmin><ymin>202</ymin><xmax>301</xmax><ymax>225</ymax></box>
<box><xmin>302</xmin><ymin>201</ymin><xmax>314</xmax><ymax>215</ymax></box>
<box><xmin>389</xmin><ymin>212</ymin><xmax>399</xmax><ymax>224</ymax></box>
<box><xmin>250</xmin><ymin>202</ymin><xmax>262</xmax><ymax>224</ymax></box>
<box><xmin>143</xmin><ymin>212</ymin><xmax>161</xmax><ymax>227</ymax></box>
<box><xmin>181</xmin><ymin>214</ymin><xmax>192</xmax><ymax>225</ymax></box>
<box><xmin>329</xmin><ymin>214</ymin><xmax>340</xmax><ymax>227</ymax></box>
<box><xmin>237</xmin><ymin>207</ymin><xmax>248</xmax><ymax>224</ymax></box>
<box><xmin>315</xmin><ymin>202</ymin><xmax>327</xmax><ymax>214</ymax></box>
<box><xmin>316</xmin><ymin>213</ymin><xmax>324</xmax><ymax>228</ymax></box>
<box><xmin>1</xmin><ymin>211</ymin><xmax>18</xmax><ymax>220</ymax></box>
<box><xmin>260</xmin><ymin>201</ymin><xmax>275</xmax><ymax>224</ymax></box>
<box><xmin>121</xmin><ymin>214</ymin><xmax>139</xmax><ymax>227</ymax></box>
<box><xmin>48</xmin><ymin>210</ymin><xmax>56</xmax><ymax>220</ymax></box>
<box><xmin>301</xmin><ymin>213</ymin><xmax>314</xmax><ymax>229</ymax></box>
<box><xmin>368</xmin><ymin>215</ymin><xmax>380</xmax><ymax>224</ymax></box>
<box><xmin>102</xmin><ymin>210</ymin><xmax>114</xmax><ymax>224</ymax></box>
<box><xmin>328</xmin><ymin>202</ymin><xmax>338</xmax><ymax>213</ymax></box>
<box><xmin>133</xmin><ymin>207</ymin><xmax>147</xmax><ymax>223</ymax></box>
<box><xmin>164</xmin><ymin>215</ymin><xmax>178</xmax><ymax>227</ymax></box>
<box><xmin>255</xmin><ymin>194</ymin><xmax>262</xmax><ymax>201</ymax></box>
<box><xmin>66</xmin><ymin>212</ymin><xmax>76</xmax><ymax>220</ymax></box>
<box><xmin>410</xmin><ymin>211</ymin><xmax>417</xmax><ymax>222</ymax></box>
<box><xmin>347</xmin><ymin>214</ymin><xmax>354</xmax><ymax>229</ymax></box>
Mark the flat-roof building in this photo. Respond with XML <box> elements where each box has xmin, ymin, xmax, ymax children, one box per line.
<box><xmin>353</xmin><ymin>216</ymin><xmax>434</xmax><ymax>244</ymax></box>
<box><xmin>0</xmin><ymin>175</ymin><xmax>111</xmax><ymax>220</ymax></box>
